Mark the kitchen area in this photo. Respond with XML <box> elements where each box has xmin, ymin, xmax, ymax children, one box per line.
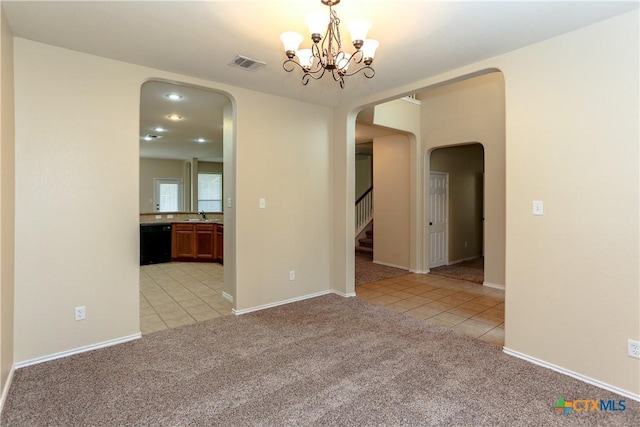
<box><xmin>138</xmin><ymin>80</ymin><xmax>232</xmax><ymax>335</ymax></box>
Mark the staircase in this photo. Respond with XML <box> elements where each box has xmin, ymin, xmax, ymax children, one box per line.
<box><xmin>355</xmin><ymin>227</ymin><xmax>374</xmax><ymax>255</ymax></box>
<box><xmin>355</xmin><ymin>186</ymin><xmax>374</xmax><ymax>255</ymax></box>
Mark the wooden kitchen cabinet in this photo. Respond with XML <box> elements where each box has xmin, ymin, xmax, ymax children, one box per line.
<box><xmin>172</xmin><ymin>224</ymin><xmax>196</xmax><ymax>259</ymax></box>
<box><xmin>195</xmin><ymin>224</ymin><xmax>215</xmax><ymax>260</ymax></box>
<box><xmin>214</xmin><ymin>224</ymin><xmax>223</xmax><ymax>263</ymax></box>
<box><xmin>171</xmin><ymin>223</ymin><xmax>223</xmax><ymax>263</ymax></box>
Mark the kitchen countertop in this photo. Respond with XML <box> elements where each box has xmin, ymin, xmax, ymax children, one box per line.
<box><xmin>141</xmin><ymin>220</ymin><xmax>223</xmax><ymax>226</ymax></box>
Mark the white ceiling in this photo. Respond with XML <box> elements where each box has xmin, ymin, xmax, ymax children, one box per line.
<box><xmin>3</xmin><ymin>0</ymin><xmax>637</xmax><ymax>109</ymax></box>
<box><xmin>139</xmin><ymin>80</ymin><xmax>229</xmax><ymax>161</ymax></box>
<box><xmin>3</xmin><ymin>1</ymin><xmax>637</xmax><ymax>157</ymax></box>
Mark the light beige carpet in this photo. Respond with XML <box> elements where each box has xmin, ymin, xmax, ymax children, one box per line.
<box><xmin>3</xmin><ymin>295</ymin><xmax>638</xmax><ymax>426</ymax></box>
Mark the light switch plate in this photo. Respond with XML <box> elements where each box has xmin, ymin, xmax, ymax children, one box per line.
<box><xmin>533</xmin><ymin>200</ymin><xmax>544</xmax><ymax>216</ymax></box>
<box><xmin>259</xmin><ymin>198</ymin><xmax>266</xmax><ymax>209</ymax></box>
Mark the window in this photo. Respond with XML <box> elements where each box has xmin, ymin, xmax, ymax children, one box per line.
<box><xmin>198</xmin><ymin>173</ymin><xmax>222</xmax><ymax>212</ymax></box>
<box><xmin>154</xmin><ymin>178</ymin><xmax>183</xmax><ymax>212</ymax></box>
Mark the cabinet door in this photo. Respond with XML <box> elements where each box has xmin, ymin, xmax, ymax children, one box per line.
<box><xmin>172</xmin><ymin>224</ymin><xmax>195</xmax><ymax>259</ymax></box>
<box><xmin>195</xmin><ymin>224</ymin><xmax>215</xmax><ymax>259</ymax></box>
<box><xmin>214</xmin><ymin>224</ymin><xmax>224</xmax><ymax>263</ymax></box>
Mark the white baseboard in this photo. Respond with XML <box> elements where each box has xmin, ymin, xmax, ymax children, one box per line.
<box><xmin>483</xmin><ymin>282</ymin><xmax>505</xmax><ymax>290</ymax></box>
<box><xmin>372</xmin><ymin>260</ymin><xmax>409</xmax><ymax>270</ymax></box>
<box><xmin>233</xmin><ymin>289</ymin><xmax>357</xmax><ymax>315</ymax></box>
<box><xmin>448</xmin><ymin>256</ymin><xmax>481</xmax><ymax>265</ymax></box>
<box><xmin>14</xmin><ymin>333</ymin><xmax>142</xmax><ymax>369</ymax></box>
<box><xmin>0</xmin><ymin>364</ymin><xmax>15</xmax><ymax>416</ymax></box>
<box><xmin>410</xmin><ymin>269</ymin><xmax>429</xmax><ymax>274</ymax></box>
<box><xmin>222</xmin><ymin>291</ymin><xmax>234</xmax><ymax>303</ymax></box>
<box><xmin>503</xmin><ymin>347</ymin><xmax>640</xmax><ymax>402</ymax></box>
<box><xmin>233</xmin><ymin>290</ymin><xmax>333</xmax><ymax>315</ymax></box>
<box><xmin>331</xmin><ymin>289</ymin><xmax>356</xmax><ymax>298</ymax></box>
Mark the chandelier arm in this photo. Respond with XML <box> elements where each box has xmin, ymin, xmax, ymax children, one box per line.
<box><xmin>311</xmin><ymin>43</ymin><xmax>325</xmax><ymax>69</ymax></box>
<box><xmin>340</xmin><ymin>65</ymin><xmax>376</xmax><ymax>79</ymax></box>
<box><xmin>283</xmin><ymin>59</ymin><xmax>306</xmax><ymax>73</ymax></box>
<box><xmin>338</xmin><ymin>72</ymin><xmax>345</xmax><ymax>89</ymax></box>
<box><xmin>305</xmin><ymin>66</ymin><xmax>328</xmax><ymax>81</ymax></box>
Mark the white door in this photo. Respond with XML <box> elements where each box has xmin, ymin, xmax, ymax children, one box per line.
<box><xmin>429</xmin><ymin>172</ymin><xmax>448</xmax><ymax>268</ymax></box>
<box><xmin>154</xmin><ymin>178</ymin><xmax>184</xmax><ymax>212</ymax></box>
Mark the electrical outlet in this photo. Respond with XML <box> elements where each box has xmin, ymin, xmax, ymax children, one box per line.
<box><xmin>289</xmin><ymin>271</ymin><xmax>295</xmax><ymax>281</ymax></box>
<box><xmin>628</xmin><ymin>339</ymin><xmax>640</xmax><ymax>359</ymax></box>
<box><xmin>75</xmin><ymin>306</ymin><xmax>86</xmax><ymax>321</ymax></box>
<box><xmin>464</xmin><ymin>241</ymin><xmax>468</xmax><ymax>248</ymax></box>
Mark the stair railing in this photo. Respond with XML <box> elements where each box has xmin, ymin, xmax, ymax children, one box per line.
<box><xmin>355</xmin><ymin>187</ymin><xmax>373</xmax><ymax>236</ymax></box>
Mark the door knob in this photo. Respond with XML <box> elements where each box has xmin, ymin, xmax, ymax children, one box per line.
<box><xmin>429</xmin><ymin>222</ymin><xmax>433</xmax><ymax>225</ymax></box>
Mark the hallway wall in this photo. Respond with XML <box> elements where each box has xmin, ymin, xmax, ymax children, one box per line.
<box><xmin>430</xmin><ymin>144</ymin><xmax>484</xmax><ymax>263</ymax></box>
<box><xmin>419</xmin><ymin>72</ymin><xmax>505</xmax><ymax>287</ymax></box>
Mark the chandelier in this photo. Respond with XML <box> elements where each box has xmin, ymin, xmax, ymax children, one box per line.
<box><xmin>280</xmin><ymin>0</ymin><xmax>379</xmax><ymax>88</ymax></box>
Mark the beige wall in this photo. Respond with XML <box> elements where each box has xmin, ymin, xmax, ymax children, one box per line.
<box><xmin>431</xmin><ymin>144</ymin><xmax>484</xmax><ymax>263</ymax></box>
<box><xmin>355</xmin><ymin>153</ymin><xmax>371</xmax><ymax>200</ymax></box>
<box><xmin>420</xmin><ymin>72</ymin><xmax>505</xmax><ymax>287</ymax></box>
<box><xmin>498</xmin><ymin>12</ymin><xmax>639</xmax><ymax>395</ymax></box>
<box><xmin>332</xmin><ymin>10</ymin><xmax>638</xmax><ymax>396</ymax></box>
<box><xmin>372</xmin><ymin>98</ymin><xmax>424</xmax><ymax>272</ymax></box>
<box><xmin>139</xmin><ymin>158</ymin><xmax>185</xmax><ymax>213</ymax></box>
<box><xmin>198</xmin><ymin>161</ymin><xmax>223</xmax><ymax>174</ymax></box>
<box><xmin>0</xmin><ymin>8</ymin><xmax>15</xmax><ymax>403</ymax></box>
<box><xmin>13</xmin><ymin>38</ymin><xmax>333</xmax><ymax>363</ymax></box>
<box><xmin>234</xmin><ymin>90</ymin><xmax>332</xmax><ymax>310</ymax></box>
<box><xmin>373</xmin><ymin>134</ymin><xmax>411</xmax><ymax>269</ymax></box>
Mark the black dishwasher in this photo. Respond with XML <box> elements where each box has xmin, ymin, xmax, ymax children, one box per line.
<box><xmin>140</xmin><ymin>223</ymin><xmax>172</xmax><ymax>265</ymax></box>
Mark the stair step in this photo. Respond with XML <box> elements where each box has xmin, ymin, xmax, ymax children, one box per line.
<box><xmin>358</xmin><ymin>238</ymin><xmax>373</xmax><ymax>248</ymax></box>
<box><xmin>355</xmin><ymin>246</ymin><xmax>373</xmax><ymax>254</ymax></box>
<box><xmin>365</xmin><ymin>230</ymin><xmax>373</xmax><ymax>238</ymax></box>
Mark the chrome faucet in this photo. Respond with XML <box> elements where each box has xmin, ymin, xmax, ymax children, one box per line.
<box><xmin>199</xmin><ymin>210</ymin><xmax>207</xmax><ymax>221</ymax></box>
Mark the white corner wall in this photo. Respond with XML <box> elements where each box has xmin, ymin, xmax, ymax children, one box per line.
<box><xmin>373</xmin><ymin>134</ymin><xmax>411</xmax><ymax>269</ymax></box>
<box><xmin>0</xmin><ymin>7</ymin><xmax>15</xmax><ymax>404</ymax></box>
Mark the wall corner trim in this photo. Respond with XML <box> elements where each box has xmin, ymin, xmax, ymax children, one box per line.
<box><xmin>372</xmin><ymin>260</ymin><xmax>410</xmax><ymax>270</ymax></box>
<box><xmin>0</xmin><ymin>365</ymin><xmax>16</xmax><ymax>417</ymax></box>
<box><xmin>222</xmin><ymin>291</ymin><xmax>234</xmax><ymax>303</ymax></box>
<box><xmin>483</xmin><ymin>282</ymin><xmax>505</xmax><ymax>290</ymax></box>
<box><xmin>503</xmin><ymin>347</ymin><xmax>640</xmax><ymax>402</ymax></box>
<box><xmin>14</xmin><ymin>333</ymin><xmax>142</xmax><ymax>370</ymax></box>
<box><xmin>232</xmin><ymin>290</ymin><xmax>334</xmax><ymax>315</ymax></box>
<box><xmin>331</xmin><ymin>289</ymin><xmax>356</xmax><ymax>298</ymax></box>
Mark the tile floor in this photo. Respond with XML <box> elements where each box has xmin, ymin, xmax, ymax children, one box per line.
<box><xmin>140</xmin><ymin>263</ymin><xmax>504</xmax><ymax>347</ymax></box>
<box><xmin>140</xmin><ymin>262</ymin><xmax>232</xmax><ymax>335</ymax></box>
<box><xmin>356</xmin><ymin>273</ymin><xmax>505</xmax><ymax>346</ymax></box>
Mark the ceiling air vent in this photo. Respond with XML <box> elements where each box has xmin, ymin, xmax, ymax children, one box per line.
<box><xmin>229</xmin><ymin>55</ymin><xmax>266</xmax><ymax>72</ymax></box>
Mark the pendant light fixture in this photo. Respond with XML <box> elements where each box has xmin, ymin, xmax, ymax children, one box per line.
<box><xmin>280</xmin><ymin>0</ymin><xmax>379</xmax><ymax>88</ymax></box>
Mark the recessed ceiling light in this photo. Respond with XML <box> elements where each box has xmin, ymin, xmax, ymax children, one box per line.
<box><xmin>142</xmin><ymin>134</ymin><xmax>163</xmax><ymax>141</ymax></box>
<box><xmin>154</xmin><ymin>127</ymin><xmax>166</xmax><ymax>132</ymax></box>
<box><xmin>165</xmin><ymin>93</ymin><xmax>183</xmax><ymax>101</ymax></box>
<box><xmin>167</xmin><ymin>114</ymin><xmax>183</xmax><ymax>121</ymax></box>
<box><xmin>197</xmin><ymin>138</ymin><xmax>206</xmax><ymax>143</ymax></box>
